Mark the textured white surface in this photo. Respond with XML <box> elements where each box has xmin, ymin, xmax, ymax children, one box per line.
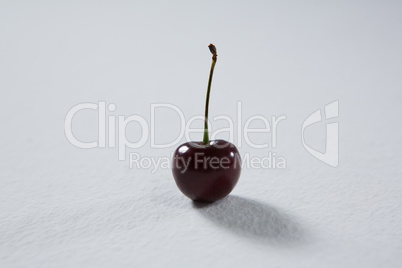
<box><xmin>1</xmin><ymin>1</ymin><xmax>402</xmax><ymax>267</ymax></box>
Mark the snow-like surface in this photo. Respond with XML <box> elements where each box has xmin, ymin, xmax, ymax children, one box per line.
<box><xmin>1</xmin><ymin>1</ymin><xmax>402</xmax><ymax>267</ymax></box>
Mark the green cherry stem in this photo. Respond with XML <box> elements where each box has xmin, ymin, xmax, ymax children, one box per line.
<box><xmin>203</xmin><ymin>44</ymin><xmax>218</xmax><ymax>145</ymax></box>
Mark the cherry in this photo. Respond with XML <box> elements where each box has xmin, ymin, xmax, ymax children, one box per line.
<box><xmin>172</xmin><ymin>44</ymin><xmax>241</xmax><ymax>202</ymax></box>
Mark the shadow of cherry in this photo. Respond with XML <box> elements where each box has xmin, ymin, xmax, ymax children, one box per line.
<box><xmin>193</xmin><ymin>195</ymin><xmax>307</xmax><ymax>245</ymax></box>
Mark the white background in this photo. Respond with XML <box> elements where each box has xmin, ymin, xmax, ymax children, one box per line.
<box><xmin>1</xmin><ymin>1</ymin><xmax>402</xmax><ymax>267</ymax></box>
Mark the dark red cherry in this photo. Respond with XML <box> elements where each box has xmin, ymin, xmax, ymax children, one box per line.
<box><xmin>172</xmin><ymin>44</ymin><xmax>241</xmax><ymax>202</ymax></box>
<box><xmin>172</xmin><ymin>140</ymin><xmax>241</xmax><ymax>202</ymax></box>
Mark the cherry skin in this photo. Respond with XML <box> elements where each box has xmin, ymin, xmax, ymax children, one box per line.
<box><xmin>172</xmin><ymin>139</ymin><xmax>241</xmax><ymax>202</ymax></box>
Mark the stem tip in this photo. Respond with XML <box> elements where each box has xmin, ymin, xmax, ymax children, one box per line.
<box><xmin>208</xmin><ymin>44</ymin><xmax>217</xmax><ymax>62</ymax></box>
